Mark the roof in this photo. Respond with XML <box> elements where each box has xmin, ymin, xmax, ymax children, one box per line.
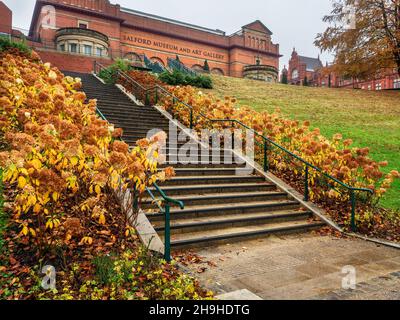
<box><xmin>242</xmin><ymin>20</ymin><xmax>273</xmax><ymax>35</ymax></box>
<box><xmin>299</xmin><ymin>55</ymin><xmax>323</xmax><ymax>71</ymax></box>
<box><xmin>120</xmin><ymin>7</ymin><xmax>226</xmax><ymax>36</ymax></box>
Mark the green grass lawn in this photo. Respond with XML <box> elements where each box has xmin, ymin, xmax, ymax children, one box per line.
<box><xmin>207</xmin><ymin>75</ymin><xmax>400</xmax><ymax>210</ymax></box>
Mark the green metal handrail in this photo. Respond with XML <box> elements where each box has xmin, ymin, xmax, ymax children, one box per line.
<box><xmin>93</xmin><ymin>61</ymin><xmax>185</xmax><ymax>260</ymax></box>
<box><xmin>93</xmin><ymin>61</ymin><xmax>374</xmax><ymax>232</ymax></box>
<box><xmin>147</xmin><ymin>183</ymin><xmax>184</xmax><ymax>262</ymax></box>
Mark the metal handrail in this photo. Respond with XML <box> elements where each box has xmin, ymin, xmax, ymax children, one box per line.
<box><xmin>93</xmin><ymin>60</ymin><xmax>374</xmax><ymax>232</ymax></box>
<box><xmin>93</xmin><ymin>61</ymin><xmax>184</xmax><ymax>261</ymax></box>
<box><xmin>145</xmin><ymin>183</ymin><xmax>184</xmax><ymax>262</ymax></box>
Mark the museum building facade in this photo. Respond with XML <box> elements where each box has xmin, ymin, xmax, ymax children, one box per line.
<box><xmin>22</xmin><ymin>0</ymin><xmax>281</xmax><ymax>80</ymax></box>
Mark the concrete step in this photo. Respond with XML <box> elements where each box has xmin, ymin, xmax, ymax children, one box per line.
<box><xmin>160</xmin><ymin>167</ymin><xmax>255</xmax><ymax>177</ymax></box>
<box><xmin>147</xmin><ymin>182</ymin><xmax>277</xmax><ymax>196</ymax></box>
<box><xmin>142</xmin><ymin>190</ymin><xmax>288</xmax><ymax>209</ymax></box>
<box><xmin>154</xmin><ymin>209</ymin><xmax>313</xmax><ymax>234</ymax></box>
<box><xmin>97</xmin><ymin>106</ymin><xmax>162</xmax><ymax>115</ymax></box>
<box><xmin>106</xmin><ymin>117</ymin><xmax>171</xmax><ymax>126</ymax></box>
<box><xmin>167</xmin><ymin>220</ymin><xmax>325</xmax><ymax>249</ymax></box>
<box><xmin>159</xmin><ymin>162</ymin><xmax>246</xmax><ymax>168</ymax></box>
<box><xmin>146</xmin><ymin>199</ymin><xmax>301</xmax><ymax>221</ymax></box>
<box><xmin>162</xmin><ymin>175</ymin><xmax>266</xmax><ymax>186</ymax></box>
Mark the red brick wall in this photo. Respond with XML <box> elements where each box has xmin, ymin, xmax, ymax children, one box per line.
<box><xmin>36</xmin><ymin>49</ymin><xmax>112</xmax><ymax>73</ymax></box>
<box><xmin>28</xmin><ymin>0</ymin><xmax>280</xmax><ymax>78</ymax></box>
<box><xmin>0</xmin><ymin>1</ymin><xmax>12</xmax><ymax>35</ymax></box>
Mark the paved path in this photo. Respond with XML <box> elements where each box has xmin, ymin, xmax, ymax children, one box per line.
<box><xmin>184</xmin><ymin>233</ymin><xmax>400</xmax><ymax>300</ymax></box>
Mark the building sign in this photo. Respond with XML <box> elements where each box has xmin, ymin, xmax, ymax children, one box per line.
<box><xmin>122</xmin><ymin>34</ymin><xmax>225</xmax><ymax>61</ymax></box>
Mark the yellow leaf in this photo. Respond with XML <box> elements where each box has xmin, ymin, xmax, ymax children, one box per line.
<box><xmin>99</xmin><ymin>213</ymin><xmax>106</xmax><ymax>225</ymax></box>
<box><xmin>52</xmin><ymin>192</ymin><xmax>59</xmax><ymax>202</ymax></box>
<box><xmin>46</xmin><ymin>220</ymin><xmax>53</xmax><ymax>230</ymax></box>
<box><xmin>21</xmin><ymin>225</ymin><xmax>28</xmax><ymax>236</ymax></box>
<box><xmin>95</xmin><ymin>185</ymin><xmax>101</xmax><ymax>195</ymax></box>
<box><xmin>31</xmin><ymin>159</ymin><xmax>42</xmax><ymax>170</ymax></box>
<box><xmin>33</xmin><ymin>203</ymin><xmax>42</xmax><ymax>213</ymax></box>
<box><xmin>29</xmin><ymin>228</ymin><xmax>36</xmax><ymax>237</ymax></box>
<box><xmin>18</xmin><ymin>176</ymin><xmax>27</xmax><ymax>189</ymax></box>
<box><xmin>70</xmin><ymin>156</ymin><xmax>79</xmax><ymax>166</ymax></box>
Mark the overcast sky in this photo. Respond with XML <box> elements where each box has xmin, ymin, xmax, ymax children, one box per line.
<box><xmin>3</xmin><ymin>0</ymin><xmax>334</xmax><ymax>67</ymax></box>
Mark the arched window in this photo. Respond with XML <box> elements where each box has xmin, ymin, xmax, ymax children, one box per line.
<box><xmin>124</xmin><ymin>52</ymin><xmax>143</xmax><ymax>65</ymax></box>
<box><xmin>211</xmin><ymin>68</ymin><xmax>224</xmax><ymax>76</ymax></box>
<box><xmin>150</xmin><ymin>57</ymin><xmax>165</xmax><ymax>66</ymax></box>
<box><xmin>192</xmin><ymin>64</ymin><xmax>204</xmax><ymax>72</ymax></box>
<box><xmin>292</xmin><ymin>69</ymin><xmax>299</xmax><ymax>79</ymax></box>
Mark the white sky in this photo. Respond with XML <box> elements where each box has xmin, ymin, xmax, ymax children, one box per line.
<box><xmin>3</xmin><ymin>0</ymin><xmax>335</xmax><ymax>69</ymax></box>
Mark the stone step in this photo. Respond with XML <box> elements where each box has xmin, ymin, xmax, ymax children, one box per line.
<box><xmin>154</xmin><ymin>209</ymin><xmax>313</xmax><ymax>234</ymax></box>
<box><xmin>146</xmin><ymin>199</ymin><xmax>300</xmax><ymax>221</ymax></box>
<box><xmin>106</xmin><ymin>116</ymin><xmax>171</xmax><ymax>126</ymax></box>
<box><xmin>162</xmin><ymin>175</ymin><xmax>266</xmax><ymax>186</ymax></box>
<box><xmin>167</xmin><ymin>220</ymin><xmax>325</xmax><ymax>249</ymax></box>
<box><xmin>160</xmin><ymin>167</ymin><xmax>255</xmax><ymax>177</ymax></box>
<box><xmin>142</xmin><ymin>190</ymin><xmax>288</xmax><ymax>209</ymax></box>
<box><xmin>159</xmin><ymin>162</ymin><xmax>246</xmax><ymax>168</ymax></box>
<box><xmin>97</xmin><ymin>105</ymin><xmax>161</xmax><ymax>115</ymax></box>
<box><xmin>147</xmin><ymin>182</ymin><xmax>276</xmax><ymax>196</ymax></box>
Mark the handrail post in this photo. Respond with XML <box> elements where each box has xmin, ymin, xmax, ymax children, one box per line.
<box><xmin>263</xmin><ymin>139</ymin><xmax>269</xmax><ymax>172</ymax></box>
<box><xmin>231</xmin><ymin>121</ymin><xmax>235</xmax><ymax>150</ymax></box>
<box><xmin>190</xmin><ymin>109</ymin><xmax>193</xmax><ymax>130</ymax></box>
<box><xmin>154</xmin><ymin>87</ymin><xmax>158</xmax><ymax>105</ymax></box>
<box><xmin>145</xmin><ymin>90</ymin><xmax>150</xmax><ymax>106</ymax></box>
<box><xmin>164</xmin><ymin>204</ymin><xmax>171</xmax><ymax>262</ymax></box>
<box><xmin>304</xmin><ymin>165</ymin><xmax>309</xmax><ymax>201</ymax></box>
<box><xmin>350</xmin><ymin>190</ymin><xmax>357</xmax><ymax>232</ymax></box>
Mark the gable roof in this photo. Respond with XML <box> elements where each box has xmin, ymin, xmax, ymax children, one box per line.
<box><xmin>242</xmin><ymin>20</ymin><xmax>273</xmax><ymax>35</ymax></box>
<box><xmin>299</xmin><ymin>55</ymin><xmax>323</xmax><ymax>71</ymax></box>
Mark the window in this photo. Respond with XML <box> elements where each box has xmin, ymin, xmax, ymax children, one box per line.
<box><xmin>84</xmin><ymin>45</ymin><xmax>92</xmax><ymax>55</ymax></box>
<box><xmin>394</xmin><ymin>79</ymin><xmax>400</xmax><ymax>89</ymax></box>
<box><xmin>60</xmin><ymin>44</ymin><xmax>65</xmax><ymax>52</ymax></box>
<box><xmin>69</xmin><ymin>43</ymin><xmax>78</xmax><ymax>53</ymax></box>
<box><xmin>375</xmin><ymin>83</ymin><xmax>382</xmax><ymax>91</ymax></box>
<box><xmin>78</xmin><ymin>21</ymin><xmax>88</xmax><ymax>29</ymax></box>
<box><xmin>292</xmin><ymin>69</ymin><xmax>299</xmax><ymax>79</ymax></box>
<box><xmin>368</xmin><ymin>85</ymin><xmax>372</xmax><ymax>90</ymax></box>
<box><xmin>96</xmin><ymin>47</ymin><xmax>103</xmax><ymax>57</ymax></box>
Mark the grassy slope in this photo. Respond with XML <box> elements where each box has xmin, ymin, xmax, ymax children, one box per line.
<box><xmin>207</xmin><ymin>75</ymin><xmax>400</xmax><ymax>210</ymax></box>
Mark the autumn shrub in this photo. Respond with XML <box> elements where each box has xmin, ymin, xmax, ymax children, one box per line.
<box><xmin>0</xmin><ymin>48</ymin><xmax>212</xmax><ymax>300</ymax></box>
<box><xmin>160</xmin><ymin>86</ymin><xmax>399</xmax><ymax>230</ymax></box>
<box><xmin>98</xmin><ymin>58</ymin><xmax>132</xmax><ymax>84</ymax></box>
<box><xmin>159</xmin><ymin>70</ymin><xmax>213</xmax><ymax>89</ymax></box>
<box><xmin>0</xmin><ymin>36</ymin><xmax>31</xmax><ymax>56</ymax></box>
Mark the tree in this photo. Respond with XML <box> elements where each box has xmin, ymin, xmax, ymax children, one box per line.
<box><xmin>203</xmin><ymin>60</ymin><xmax>210</xmax><ymax>72</ymax></box>
<box><xmin>315</xmin><ymin>0</ymin><xmax>400</xmax><ymax>79</ymax></box>
<box><xmin>303</xmin><ymin>76</ymin><xmax>309</xmax><ymax>86</ymax></box>
<box><xmin>281</xmin><ymin>72</ymin><xmax>288</xmax><ymax>84</ymax></box>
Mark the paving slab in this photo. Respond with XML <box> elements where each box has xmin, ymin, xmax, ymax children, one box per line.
<box><xmin>185</xmin><ymin>233</ymin><xmax>400</xmax><ymax>300</ymax></box>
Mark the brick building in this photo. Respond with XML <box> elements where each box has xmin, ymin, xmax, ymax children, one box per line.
<box><xmin>287</xmin><ymin>48</ymin><xmax>323</xmax><ymax>86</ymax></box>
<box><xmin>0</xmin><ymin>1</ymin><xmax>12</xmax><ymax>36</ymax></box>
<box><xmin>2</xmin><ymin>0</ymin><xmax>282</xmax><ymax>78</ymax></box>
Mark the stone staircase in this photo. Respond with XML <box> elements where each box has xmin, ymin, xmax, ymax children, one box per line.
<box><xmin>65</xmin><ymin>71</ymin><xmax>325</xmax><ymax>249</ymax></box>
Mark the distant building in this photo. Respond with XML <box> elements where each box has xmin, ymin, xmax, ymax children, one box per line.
<box><xmin>0</xmin><ymin>1</ymin><xmax>12</xmax><ymax>36</ymax></box>
<box><xmin>314</xmin><ymin>65</ymin><xmax>400</xmax><ymax>91</ymax></box>
<box><xmin>287</xmin><ymin>48</ymin><xmax>323</xmax><ymax>86</ymax></box>
<box><xmin>1</xmin><ymin>0</ymin><xmax>282</xmax><ymax>77</ymax></box>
